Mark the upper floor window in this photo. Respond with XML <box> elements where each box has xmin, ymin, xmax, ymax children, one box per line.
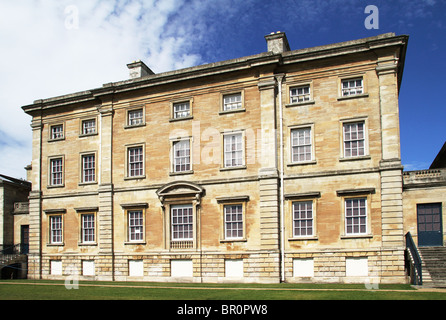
<box><xmin>127</xmin><ymin>108</ymin><xmax>144</xmax><ymax>127</ymax></box>
<box><xmin>341</xmin><ymin>78</ymin><xmax>363</xmax><ymax>97</ymax></box>
<box><xmin>128</xmin><ymin>146</ymin><xmax>144</xmax><ymax>178</ymax></box>
<box><xmin>81</xmin><ymin>154</ymin><xmax>96</xmax><ymax>183</ymax></box>
<box><xmin>50</xmin><ymin>124</ymin><xmax>64</xmax><ymax>141</ymax></box>
<box><xmin>291</xmin><ymin>127</ymin><xmax>312</xmax><ymax>162</ymax></box>
<box><xmin>50</xmin><ymin>157</ymin><xmax>64</xmax><ymax>186</ymax></box>
<box><xmin>223</xmin><ymin>93</ymin><xmax>242</xmax><ymax>111</ymax></box>
<box><xmin>290</xmin><ymin>85</ymin><xmax>310</xmax><ymax>103</ymax></box>
<box><xmin>343</xmin><ymin>122</ymin><xmax>365</xmax><ymax>158</ymax></box>
<box><xmin>173</xmin><ymin>101</ymin><xmax>191</xmax><ymax>119</ymax></box>
<box><xmin>172</xmin><ymin>139</ymin><xmax>191</xmax><ymax>173</ymax></box>
<box><xmin>81</xmin><ymin>119</ymin><xmax>96</xmax><ymax>135</ymax></box>
<box><xmin>223</xmin><ymin>132</ymin><xmax>244</xmax><ymax>168</ymax></box>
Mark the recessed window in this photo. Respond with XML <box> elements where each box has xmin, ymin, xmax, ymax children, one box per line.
<box><xmin>81</xmin><ymin>154</ymin><xmax>96</xmax><ymax>183</ymax></box>
<box><xmin>172</xmin><ymin>139</ymin><xmax>191</xmax><ymax>173</ymax></box>
<box><xmin>290</xmin><ymin>85</ymin><xmax>310</xmax><ymax>103</ymax></box>
<box><xmin>343</xmin><ymin>122</ymin><xmax>365</xmax><ymax>158</ymax></box>
<box><xmin>81</xmin><ymin>119</ymin><xmax>96</xmax><ymax>135</ymax></box>
<box><xmin>345</xmin><ymin>198</ymin><xmax>367</xmax><ymax>235</ymax></box>
<box><xmin>127</xmin><ymin>108</ymin><xmax>144</xmax><ymax>126</ymax></box>
<box><xmin>50</xmin><ymin>215</ymin><xmax>63</xmax><ymax>244</ymax></box>
<box><xmin>128</xmin><ymin>210</ymin><xmax>144</xmax><ymax>242</ymax></box>
<box><xmin>127</xmin><ymin>146</ymin><xmax>144</xmax><ymax>177</ymax></box>
<box><xmin>50</xmin><ymin>124</ymin><xmax>64</xmax><ymax>140</ymax></box>
<box><xmin>171</xmin><ymin>205</ymin><xmax>193</xmax><ymax>241</ymax></box>
<box><xmin>81</xmin><ymin>214</ymin><xmax>95</xmax><ymax>243</ymax></box>
<box><xmin>223</xmin><ymin>93</ymin><xmax>242</xmax><ymax>111</ymax></box>
<box><xmin>173</xmin><ymin>101</ymin><xmax>191</xmax><ymax>119</ymax></box>
<box><xmin>341</xmin><ymin>78</ymin><xmax>363</xmax><ymax>96</ymax></box>
<box><xmin>224</xmin><ymin>204</ymin><xmax>243</xmax><ymax>239</ymax></box>
<box><xmin>291</xmin><ymin>127</ymin><xmax>312</xmax><ymax>162</ymax></box>
<box><xmin>50</xmin><ymin>157</ymin><xmax>64</xmax><ymax>186</ymax></box>
<box><xmin>223</xmin><ymin>133</ymin><xmax>244</xmax><ymax>168</ymax></box>
<box><xmin>292</xmin><ymin>201</ymin><xmax>313</xmax><ymax>237</ymax></box>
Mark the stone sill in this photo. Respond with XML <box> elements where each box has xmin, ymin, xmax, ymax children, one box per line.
<box><xmin>340</xmin><ymin>234</ymin><xmax>373</xmax><ymax>240</ymax></box>
<box><xmin>337</xmin><ymin>93</ymin><xmax>369</xmax><ymax>101</ymax></box>
<box><xmin>285</xmin><ymin>100</ymin><xmax>315</xmax><ymax>108</ymax></box>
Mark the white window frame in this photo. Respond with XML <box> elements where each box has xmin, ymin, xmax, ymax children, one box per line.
<box><xmin>128</xmin><ymin>210</ymin><xmax>144</xmax><ymax>242</ymax></box>
<box><xmin>224</xmin><ymin>204</ymin><xmax>244</xmax><ymax>240</ymax></box>
<box><xmin>344</xmin><ymin>198</ymin><xmax>368</xmax><ymax>235</ymax></box>
<box><xmin>292</xmin><ymin>201</ymin><xmax>314</xmax><ymax>238</ymax></box>
<box><xmin>81</xmin><ymin>118</ymin><xmax>97</xmax><ymax>136</ymax></box>
<box><xmin>81</xmin><ymin>153</ymin><xmax>96</xmax><ymax>183</ymax></box>
<box><xmin>223</xmin><ymin>92</ymin><xmax>242</xmax><ymax>111</ymax></box>
<box><xmin>341</xmin><ymin>78</ymin><xmax>363</xmax><ymax>97</ymax></box>
<box><xmin>126</xmin><ymin>108</ymin><xmax>145</xmax><ymax>127</ymax></box>
<box><xmin>171</xmin><ymin>204</ymin><xmax>193</xmax><ymax>241</ymax></box>
<box><xmin>49</xmin><ymin>124</ymin><xmax>64</xmax><ymax>141</ymax></box>
<box><xmin>290</xmin><ymin>126</ymin><xmax>313</xmax><ymax>163</ymax></box>
<box><xmin>81</xmin><ymin>213</ymin><xmax>95</xmax><ymax>244</ymax></box>
<box><xmin>50</xmin><ymin>215</ymin><xmax>63</xmax><ymax>244</ymax></box>
<box><xmin>172</xmin><ymin>138</ymin><xmax>192</xmax><ymax>173</ymax></box>
<box><xmin>343</xmin><ymin>121</ymin><xmax>366</xmax><ymax>158</ymax></box>
<box><xmin>126</xmin><ymin>144</ymin><xmax>145</xmax><ymax>178</ymax></box>
<box><xmin>173</xmin><ymin>101</ymin><xmax>191</xmax><ymax>119</ymax></box>
<box><xmin>290</xmin><ymin>85</ymin><xmax>311</xmax><ymax>103</ymax></box>
<box><xmin>223</xmin><ymin>132</ymin><xmax>244</xmax><ymax>168</ymax></box>
<box><xmin>49</xmin><ymin>156</ymin><xmax>64</xmax><ymax>187</ymax></box>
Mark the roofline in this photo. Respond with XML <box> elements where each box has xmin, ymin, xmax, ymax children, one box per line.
<box><xmin>22</xmin><ymin>33</ymin><xmax>409</xmax><ymax>114</ymax></box>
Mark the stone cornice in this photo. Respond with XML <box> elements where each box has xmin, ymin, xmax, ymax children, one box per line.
<box><xmin>22</xmin><ymin>33</ymin><xmax>408</xmax><ymax>114</ymax></box>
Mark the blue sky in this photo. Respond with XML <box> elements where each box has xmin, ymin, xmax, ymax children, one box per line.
<box><xmin>0</xmin><ymin>0</ymin><xmax>445</xmax><ymax>179</ymax></box>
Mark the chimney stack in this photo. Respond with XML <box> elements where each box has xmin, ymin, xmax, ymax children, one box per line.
<box><xmin>265</xmin><ymin>31</ymin><xmax>290</xmax><ymax>54</ymax></box>
<box><xmin>127</xmin><ymin>60</ymin><xmax>155</xmax><ymax>79</ymax></box>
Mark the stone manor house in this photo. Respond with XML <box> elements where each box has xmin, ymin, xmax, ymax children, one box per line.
<box><xmin>18</xmin><ymin>32</ymin><xmax>445</xmax><ymax>284</ymax></box>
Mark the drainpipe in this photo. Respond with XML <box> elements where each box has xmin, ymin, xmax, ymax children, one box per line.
<box><xmin>276</xmin><ymin>74</ymin><xmax>285</xmax><ymax>282</ymax></box>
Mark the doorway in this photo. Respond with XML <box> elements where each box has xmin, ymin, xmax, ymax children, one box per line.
<box><xmin>417</xmin><ymin>203</ymin><xmax>443</xmax><ymax>247</ymax></box>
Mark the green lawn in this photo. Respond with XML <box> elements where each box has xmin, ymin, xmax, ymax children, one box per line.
<box><xmin>0</xmin><ymin>280</ymin><xmax>445</xmax><ymax>301</ymax></box>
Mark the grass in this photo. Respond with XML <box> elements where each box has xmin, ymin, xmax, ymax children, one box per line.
<box><xmin>0</xmin><ymin>279</ymin><xmax>445</xmax><ymax>301</ymax></box>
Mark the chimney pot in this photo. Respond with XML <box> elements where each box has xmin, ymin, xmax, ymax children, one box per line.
<box><xmin>264</xmin><ymin>32</ymin><xmax>290</xmax><ymax>54</ymax></box>
<box><xmin>127</xmin><ymin>60</ymin><xmax>155</xmax><ymax>79</ymax></box>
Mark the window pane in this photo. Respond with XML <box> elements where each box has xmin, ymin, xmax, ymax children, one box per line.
<box><xmin>173</xmin><ymin>101</ymin><xmax>190</xmax><ymax>118</ymax></box>
<box><xmin>173</xmin><ymin>140</ymin><xmax>191</xmax><ymax>172</ymax></box>
<box><xmin>128</xmin><ymin>147</ymin><xmax>144</xmax><ymax>176</ymax></box>
<box><xmin>345</xmin><ymin>198</ymin><xmax>367</xmax><ymax>234</ymax></box>
<box><xmin>225</xmin><ymin>204</ymin><xmax>243</xmax><ymax>239</ymax></box>
<box><xmin>292</xmin><ymin>201</ymin><xmax>313</xmax><ymax>237</ymax></box>
<box><xmin>291</xmin><ymin>128</ymin><xmax>312</xmax><ymax>162</ymax></box>
<box><xmin>224</xmin><ymin>133</ymin><xmax>243</xmax><ymax>167</ymax></box>
<box><xmin>343</xmin><ymin>122</ymin><xmax>365</xmax><ymax>157</ymax></box>
<box><xmin>171</xmin><ymin>205</ymin><xmax>193</xmax><ymax>240</ymax></box>
<box><xmin>128</xmin><ymin>109</ymin><xmax>143</xmax><ymax>126</ymax></box>
<box><xmin>290</xmin><ymin>85</ymin><xmax>310</xmax><ymax>103</ymax></box>
<box><xmin>223</xmin><ymin>93</ymin><xmax>242</xmax><ymax>110</ymax></box>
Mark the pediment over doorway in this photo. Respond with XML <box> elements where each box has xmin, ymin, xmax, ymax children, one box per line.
<box><xmin>156</xmin><ymin>181</ymin><xmax>205</xmax><ymax>205</ymax></box>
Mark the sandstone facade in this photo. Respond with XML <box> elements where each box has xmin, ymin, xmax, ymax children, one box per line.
<box><xmin>22</xmin><ymin>32</ymin><xmax>411</xmax><ymax>283</ymax></box>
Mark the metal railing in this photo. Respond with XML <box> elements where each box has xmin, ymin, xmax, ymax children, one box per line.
<box><xmin>405</xmin><ymin>232</ymin><xmax>423</xmax><ymax>285</ymax></box>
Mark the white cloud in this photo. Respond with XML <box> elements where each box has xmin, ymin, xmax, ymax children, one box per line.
<box><xmin>0</xmin><ymin>0</ymin><xmax>211</xmax><ymax>179</ymax></box>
